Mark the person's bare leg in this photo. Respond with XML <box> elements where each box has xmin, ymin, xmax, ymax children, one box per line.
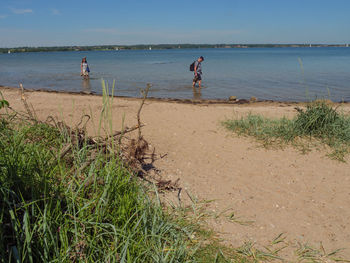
<box><xmin>198</xmin><ymin>80</ymin><xmax>201</xmax><ymax>88</ymax></box>
<box><xmin>192</xmin><ymin>80</ymin><xmax>196</xmax><ymax>87</ymax></box>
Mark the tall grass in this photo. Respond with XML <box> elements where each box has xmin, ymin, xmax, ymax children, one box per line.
<box><xmin>0</xmin><ymin>81</ymin><xmax>200</xmax><ymax>262</ymax></box>
<box><xmin>0</xmin><ymin>118</ymin><xmax>203</xmax><ymax>262</ymax></box>
<box><xmin>223</xmin><ymin>101</ymin><xmax>350</xmax><ymax>161</ymax></box>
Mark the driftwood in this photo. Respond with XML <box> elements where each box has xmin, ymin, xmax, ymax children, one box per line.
<box><xmin>5</xmin><ymin>83</ymin><xmax>180</xmax><ymax>193</ymax></box>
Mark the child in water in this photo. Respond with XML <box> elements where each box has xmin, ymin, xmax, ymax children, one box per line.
<box><xmin>80</xmin><ymin>57</ymin><xmax>90</xmax><ymax>78</ymax></box>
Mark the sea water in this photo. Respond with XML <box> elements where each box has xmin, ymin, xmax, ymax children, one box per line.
<box><xmin>0</xmin><ymin>47</ymin><xmax>349</xmax><ymax>101</ymax></box>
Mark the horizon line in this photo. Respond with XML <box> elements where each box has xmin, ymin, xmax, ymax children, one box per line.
<box><xmin>2</xmin><ymin>43</ymin><xmax>350</xmax><ymax>49</ymax></box>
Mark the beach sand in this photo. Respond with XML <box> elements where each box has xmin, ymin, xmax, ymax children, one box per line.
<box><xmin>1</xmin><ymin>86</ymin><xmax>350</xmax><ymax>259</ymax></box>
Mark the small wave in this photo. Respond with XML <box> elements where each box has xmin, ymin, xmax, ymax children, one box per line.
<box><xmin>150</xmin><ymin>61</ymin><xmax>174</xmax><ymax>65</ymax></box>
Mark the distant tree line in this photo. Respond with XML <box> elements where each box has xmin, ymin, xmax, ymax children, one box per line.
<box><xmin>1</xmin><ymin>43</ymin><xmax>348</xmax><ymax>53</ymax></box>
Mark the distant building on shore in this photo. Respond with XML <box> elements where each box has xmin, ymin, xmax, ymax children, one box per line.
<box><xmin>8</xmin><ymin>50</ymin><xmax>11</xmax><ymax>54</ymax></box>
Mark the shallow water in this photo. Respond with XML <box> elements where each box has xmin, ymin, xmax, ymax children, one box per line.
<box><xmin>0</xmin><ymin>48</ymin><xmax>349</xmax><ymax>101</ymax></box>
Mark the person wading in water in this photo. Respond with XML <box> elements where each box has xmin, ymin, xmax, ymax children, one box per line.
<box><xmin>81</xmin><ymin>57</ymin><xmax>90</xmax><ymax>78</ymax></box>
<box><xmin>192</xmin><ymin>56</ymin><xmax>204</xmax><ymax>88</ymax></box>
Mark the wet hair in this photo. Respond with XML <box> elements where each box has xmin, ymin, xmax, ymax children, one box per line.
<box><xmin>82</xmin><ymin>57</ymin><xmax>87</xmax><ymax>63</ymax></box>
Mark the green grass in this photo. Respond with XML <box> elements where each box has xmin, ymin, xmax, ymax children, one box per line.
<box><xmin>223</xmin><ymin>101</ymin><xmax>350</xmax><ymax>161</ymax></box>
<box><xmin>295</xmin><ymin>243</ymin><xmax>347</xmax><ymax>263</ymax></box>
<box><xmin>0</xmin><ymin>118</ymin><xmax>200</xmax><ymax>262</ymax></box>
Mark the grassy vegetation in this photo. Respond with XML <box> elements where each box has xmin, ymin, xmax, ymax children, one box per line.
<box><xmin>0</xmin><ymin>119</ymin><xmax>201</xmax><ymax>262</ymax></box>
<box><xmin>223</xmin><ymin>101</ymin><xmax>350</xmax><ymax>161</ymax></box>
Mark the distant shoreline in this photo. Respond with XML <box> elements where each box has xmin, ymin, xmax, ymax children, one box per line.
<box><xmin>1</xmin><ymin>43</ymin><xmax>349</xmax><ymax>54</ymax></box>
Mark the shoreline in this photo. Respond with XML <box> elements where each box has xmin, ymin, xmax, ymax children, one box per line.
<box><xmin>2</xmin><ymin>44</ymin><xmax>349</xmax><ymax>54</ymax></box>
<box><xmin>1</xmin><ymin>85</ymin><xmax>348</xmax><ymax>106</ymax></box>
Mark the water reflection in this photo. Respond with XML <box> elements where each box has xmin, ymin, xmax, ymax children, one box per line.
<box><xmin>192</xmin><ymin>86</ymin><xmax>202</xmax><ymax>100</ymax></box>
<box><xmin>81</xmin><ymin>78</ymin><xmax>91</xmax><ymax>94</ymax></box>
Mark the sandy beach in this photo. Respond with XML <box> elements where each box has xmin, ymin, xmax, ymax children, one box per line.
<box><xmin>1</xmin><ymin>86</ymin><xmax>350</xmax><ymax>259</ymax></box>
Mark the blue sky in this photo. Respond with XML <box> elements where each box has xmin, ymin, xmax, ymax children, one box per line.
<box><xmin>0</xmin><ymin>0</ymin><xmax>349</xmax><ymax>47</ymax></box>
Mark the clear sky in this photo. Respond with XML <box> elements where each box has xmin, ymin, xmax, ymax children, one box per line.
<box><xmin>0</xmin><ymin>0</ymin><xmax>349</xmax><ymax>47</ymax></box>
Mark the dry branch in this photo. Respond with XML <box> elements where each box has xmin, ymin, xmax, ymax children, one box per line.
<box><xmin>137</xmin><ymin>84</ymin><xmax>151</xmax><ymax>140</ymax></box>
<box><xmin>4</xmin><ymin>83</ymin><xmax>181</xmax><ymax>193</ymax></box>
<box><xmin>20</xmin><ymin>83</ymin><xmax>37</xmax><ymax>122</ymax></box>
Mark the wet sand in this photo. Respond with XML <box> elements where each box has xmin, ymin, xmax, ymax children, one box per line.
<box><xmin>1</xmin><ymin>86</ymin><xmax>350</xmax><ymax>260</ymax></box>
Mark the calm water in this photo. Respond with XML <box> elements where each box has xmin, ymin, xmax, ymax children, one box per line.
<box><xmin>0</xmin><ymin>48</ymin><xmax>349</xmax><ymax>101</ymax></box>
